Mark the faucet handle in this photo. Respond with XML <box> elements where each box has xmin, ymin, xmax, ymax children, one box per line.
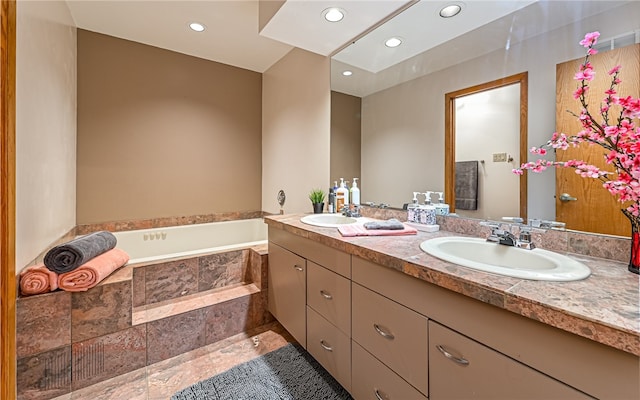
<box><xmin>528</xmin><ymin>218</ymin><xmax>566</xmax><ymax>230</ymax></box>
<box><xmin>502</xmin><ymin>216</ymin><xmax>524</xmax><ymax>224</ymax></box>
<box><xmin>517</xmin><ymin>226</ymin><xmax>536</xmax><ymax>250</ymax></box>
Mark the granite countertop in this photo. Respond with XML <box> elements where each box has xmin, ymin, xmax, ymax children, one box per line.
<box><xmin>264</xmin><ymin>213</ymin><xmax>640</xmax><ymax>357</ymax></box>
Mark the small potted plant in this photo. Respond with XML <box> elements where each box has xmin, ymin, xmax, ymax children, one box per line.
<box><xmin>309</xmin><ymin>189</ymin><xmax>326</xmax><ymax>214</ymax></box>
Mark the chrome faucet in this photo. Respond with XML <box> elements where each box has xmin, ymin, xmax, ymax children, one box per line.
<box><xmin>481</xmin><ymin>220</ymin><xmax>536</xmax><ymax>250</ymax></box>
<box><xmin>341</xmin><ymin>204</ymin><xmax>361</xmax><ymax>218</ymax></box>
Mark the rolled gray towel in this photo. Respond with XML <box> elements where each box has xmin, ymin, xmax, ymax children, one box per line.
<box><xmin>44</xmin><ymin>231</ymin><xmax>117</xmax><ymax>274</ymax></box>
<box><xmin>363</xmin><ymin>218</ymin><xmax>405</xmax><ymax>230</ymax></box>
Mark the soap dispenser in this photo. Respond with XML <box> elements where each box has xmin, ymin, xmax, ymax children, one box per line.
<box><xmin>419</xmin><ymin>191</ymin><xmax>437</xmax><ymax>225</ymax></box>
<box><xmin>408</xmin><ymin>192</ymin><xmax>420</xmax><ymax>222</ymax></box>
<box><xmin>435</xmin><ymin>192</ymin><xmax>450</xmax><ymax>216</ymax></box>
<box><xmin>335</xmin><ymin>178</ymin><xmax>349</xmax><ymax>211</ymax></box>
<box><xmin>350</xmin><ymin>178</ymin><xmax>360</xmax><ymax>206</ymax></box>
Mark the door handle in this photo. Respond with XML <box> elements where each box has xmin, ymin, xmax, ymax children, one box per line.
<box><xmin>559</xmin><ymin>193</ymin><xmax>577</xmax><ymax>202</ymax></box>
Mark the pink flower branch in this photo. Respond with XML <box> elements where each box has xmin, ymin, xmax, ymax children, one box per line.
<box><xmin>514</xmin><ymin>31</ymin><xmax>640</xmax><ymax>216</ymax></box>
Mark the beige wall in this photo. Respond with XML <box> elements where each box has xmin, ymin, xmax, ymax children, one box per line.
<box><xmin>262</xmin><ymin>48</ymin><xmax>331</xmax><ymax>214</ymax></box>
<box><xmin>16</xmin><ymin>1</ymin><xmax>77</xmax><ymax>270</ymax></box>
<box><xmin>361</xmin><ymin>3</ymin><xmax>640</xmax><ymax>218</ymax></box>
<box><xmin>77</xmin><ymin>30</ymin><xmax>262</xmax><ymax>224</ymax></box>
<box><xmin>330</xmin><ymin>91</ymin><xmax>361</xmax><ymax>191</ymax></box>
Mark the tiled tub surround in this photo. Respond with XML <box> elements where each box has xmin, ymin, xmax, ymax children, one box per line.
<box><xmin>16</xmin><ymin>244</ymin><xmax>272</xmax><ymax>400</ymax></box>
<box><xmin>21</xmin><ymin>211</ymin><xmax>265</xmax><ymax>269</ymax></box>
<box><xmin>266</xmin><ymin>212</ymin><xmax>639</xmax><ymax>357</ymax></box>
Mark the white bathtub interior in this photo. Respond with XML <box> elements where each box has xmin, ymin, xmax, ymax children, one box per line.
<box><xmin>112</xmin><ymin>218</ymin><xmax>268</xmax><ymax>264</ymax></box>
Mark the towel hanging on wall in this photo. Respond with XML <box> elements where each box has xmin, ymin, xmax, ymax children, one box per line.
<box><xmin>455</xmin><ymin>160</ymin><xmax>479</xmax><ymax>210</ymax></box>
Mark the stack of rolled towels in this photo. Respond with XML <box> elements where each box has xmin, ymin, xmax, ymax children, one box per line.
<box><xmin>19</xmin><ymin>231</ymin><xmax>129</xmax><ymax>296</ymax></box>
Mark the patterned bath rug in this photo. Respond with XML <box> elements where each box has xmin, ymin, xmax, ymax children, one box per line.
<box><xmin>171</xmin><ymin>343</ymin><xmax>353</xmax><ymax>400</ymax></box>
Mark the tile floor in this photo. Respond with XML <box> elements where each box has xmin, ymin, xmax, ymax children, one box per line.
<box><xmin>51</xmin><ymin>321</ymin><xmax>295</xmax><ymax>400</ymax></box>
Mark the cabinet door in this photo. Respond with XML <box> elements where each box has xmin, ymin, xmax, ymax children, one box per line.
<box><xmin>352</xmin><ymin>283</ymin><xmax>428</xmax><ymax>396</ymax></box>
<box><xmin>268</xmin><ymin>242</ymin><xmax>306</xmax><ymax>347</ymax></box>
<box><xmin>429</xmin><ymin>321</ymin><xmax>593</xmax><ymax>399</ymax></box>
<box><xmin>352</xmin><ymin>341</ymin><xmax>427</xmax><ymax>400</ymax></box>
<box><xmin>307</xmin><ymin>261</ymin><xmax>351</xmax><ymax>335</ymax></box>
<box><xmin>307</xmin><ymin>307</ymin><xmax>351</xmax><ymax>392</ymax></box>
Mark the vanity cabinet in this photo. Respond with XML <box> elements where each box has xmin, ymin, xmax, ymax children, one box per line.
<box><xmin>351</xmin><ymin>282</ymin><xmax>428</xmax><ymax>396</ymax></box>
<box><xmin>268</xmin><ymin>225</ymin><xmax>639</xmax><ymax>400</ymax></box>
<box><xmin>268</xmin><ymin>227</ymin><xmax>352</xmax><ymax>390</ymax></box>
<box><xmin>352</xmin><ymin>256</ymin><xmax>638</xmax><ymax>400</ymax></box>
<box><xmin>429</xmin><ymin>321</ymin><xmax>593</xmax><ymax>399</ymax></box>
<box><xmin>267</xmin><ymin>242</ymin><xmax>306</xmax><ymax>347</ymax></box>
<box><xmin>352</xmin><ymin>341</ymin><xmax>427</xmax><ymax>400</ymax></box>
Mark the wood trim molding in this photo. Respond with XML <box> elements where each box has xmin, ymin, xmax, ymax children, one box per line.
<box><xmin>1</xmin><ymin>0</ymin><xmax>17</xmax><ymax>399</ymax></box>
<box><xmin>444</xmin><ymin>72</ymin><xmax>528</xmax><ymax>220</ymax></box>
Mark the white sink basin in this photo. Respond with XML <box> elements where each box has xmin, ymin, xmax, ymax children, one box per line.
<box><xmin>420</xmin><ymin>237</ymin><xmax>591</xmax><ymax>281</ymax></box>
<box><xmin>301</xmin><ymin>214</ymin><xmax>358</xmax><ymax>228</ymax></box>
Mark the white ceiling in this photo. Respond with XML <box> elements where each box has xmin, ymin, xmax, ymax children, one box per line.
<box><xmin>65</xmin><ymin>0</ymin><xmax>634</xmax><ymax>97</ymax></box>
<box><xmin>65</xmin><ymin>0</ymin><xmax>413</xmax><ymax>73</ymax></box>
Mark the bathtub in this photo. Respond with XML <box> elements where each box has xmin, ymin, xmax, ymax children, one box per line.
<box><xmin>113</xmin><ymin>218</ymin><xmax>268</xmax><ymax>264</ymax></box>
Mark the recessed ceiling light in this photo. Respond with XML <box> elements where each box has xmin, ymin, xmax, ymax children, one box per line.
<box><xmin>439</xmin><ymin>4</ymin><xmax>462</xmax><ymax>18</ymax></box>
<box><xmin>323</xmin><ymin>7</ymin><xmax>345</xmax><ymax>23</ymax></box>
<box><xmin>189</xmin><ymin>22</ymin><xmax>205</xmax><ymax>32</ymax></box>
<box><xmin>385</xmin><ymin>37</ymin><xmax>403</xmax><ymax>48</ymax></box>
<box><xmin>342</xmin><ymin>70</ymin><xmax>353</xmax><ymax>76</ymax></box>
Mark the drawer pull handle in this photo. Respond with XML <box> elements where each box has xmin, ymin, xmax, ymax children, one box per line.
<box><xmin>373</xmin><ymin>324</ymin><xmax>395</xmax><ymax>340</ymax></box>
<box><xmin>436</xmin><ymin>344</ymin><xmax>469</xmax><ymax>366</ymax></box>
<box><xmin>320</xmin><ymin>340</ymin><xmax>333</xmax><ymax>352</ymax></box>
<box><xmin>374</xmin><ymin>388</ymin><xmax>389</xmax><ymax>400</ymax></box>
<box><xmin>320</xmin><ymin>290</ymin><xmax>333</xmax><ymax>299</ymax></box>
<box><xmin>293</xmin><ymin>265</ymin><xmax>304</xmax><ymax>271</ymax></box>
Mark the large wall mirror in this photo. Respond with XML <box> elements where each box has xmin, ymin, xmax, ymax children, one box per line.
<box><xmin>330</xmin><ymin>0</ymin><xmax>640</xmax><ymax>235</ymax></box>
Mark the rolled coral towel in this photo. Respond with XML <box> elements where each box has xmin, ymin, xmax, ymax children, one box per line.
<box><xmin>57</xmin><ymin>248</ymin><xmax>129</xmax><ymax>292</ymax></box>
<box><xmin>19</xmin><ymin>264</ymin><xmax>59</xmax><ymax>296</ymax></box>
<box><xmin>363</xmin><ymin>218</ymin><xmax>405</xmax><ymax>230</ymax></box>
<box><xmin>44</xmin><ymin>231</ymin><xmax>117</xmax><ymax>274</ymax></box>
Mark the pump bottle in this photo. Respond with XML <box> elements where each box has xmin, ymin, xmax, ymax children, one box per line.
<box><xmin>335</xmin><ymin>178</ymin><xmax>349</xmax><ymax>211</ymax></box>
<box><xmin>350</xmin><ymin>178</ymin><xmax>360</xmax><ymax>206</ymax></box>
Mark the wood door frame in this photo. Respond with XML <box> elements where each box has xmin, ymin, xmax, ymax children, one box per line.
<box><xmin>1</xmin><ymin>0</ymin><xmax>17</xmax><ymax>398</ymax></box>
<box><xmin>445</xmin><ymin>72</ymin><xmax>528</xmax><ymax>220</ymax></box>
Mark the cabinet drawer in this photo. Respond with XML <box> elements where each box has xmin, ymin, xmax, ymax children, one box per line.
<box><xmin>268</xmin><ymin>227</ymin><xmax>351</xmax><ymax>277</ymax></box>
<box><xmin>306</xmin><ymin>307</ymin><xmax>351</xmax><ymax>392</ymax></box>
<box><xmin>352</xmin><ymin>283</ymin><xmax>428</xmax><ymax>395</ymax></box>
<box><xmin>307</xmin><ymin>261</ymin><xmax>351</xmax><ymax>335</ymax></box>
<box><xmin>429</xmin><ymin>321</ymin><xmax>593</xmax><ymax>399</ymax></box>
<box><xmin>268</xmin><ymin>242</ymin><xmax>307</xmax><ymax>348</ymax></box>
<box><xmin>352</xmin><ymin>341</ymin><xmax>427</xmax><ymax>400</ymax></box>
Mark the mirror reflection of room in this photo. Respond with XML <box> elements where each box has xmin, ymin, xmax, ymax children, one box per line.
<box><xmin>330</xmin><ymin>0</ymin><xmax>639</xmax><ymax>236</ymax></box>
<box><xmin>454</xmin><ymin>84</ymin><xmax>520</xmax><ymax>220</ymax></box>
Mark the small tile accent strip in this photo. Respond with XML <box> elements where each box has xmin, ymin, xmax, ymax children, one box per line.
<box><xmin>75</xmin><ymin>210</ymin><xmax>264</xmax><ymax>235</ymax></box>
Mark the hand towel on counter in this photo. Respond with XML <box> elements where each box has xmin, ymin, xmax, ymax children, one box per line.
<box><xmin>44</xmin><ymin>231</ymin><xmax>117</xmax><ymax>274</ymax></box>
<box><xmin>455</xmin><ymin>160</ymin><xmax>479</xmax><ymax>210</ymax></box>
<box><xmin>338</xmin><ymin>224</ymin><xmax>417</xmax><ymax>237</ymax></box>
<box><xmin>19</xmin><ymin>264</ymin><xmax>59</xmax><ymax>296</ymax></box>
<box><xmin>363</xmin><ymin>218</ymin><xmax>405</xmax><ymax>230</ymax></box>
<box><xmin>57</xmin><ymin>248</ymin><xmax>130</xmax><ymax>292</ymax></box>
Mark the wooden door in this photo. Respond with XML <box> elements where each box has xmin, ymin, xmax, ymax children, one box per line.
<box><xmin>555</xmin><ymin>44</ymin><xmax>640</xmax><ymax>237</ymax></box>
<box><xmin>1</xmin><ymin>1</ymin><xmax>17</xmax><ymax>399</ymax></box>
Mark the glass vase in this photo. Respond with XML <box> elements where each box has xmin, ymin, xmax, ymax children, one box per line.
<box><xmin>622</xmin><ymin>209</ymin><xmax>640</xmax><ymax>275</ymax></box>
